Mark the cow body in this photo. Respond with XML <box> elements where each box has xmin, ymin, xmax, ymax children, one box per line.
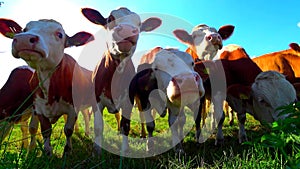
<box><xmin>0</xmin><ymin>18</ymin><xmax>94</xmax><ymax>156</ymax></box>
<box><xmin>130</xmin><ymin>47</ymin><xmax>204</xmax><ymax>153</ymax></box>
<box><xmin>81</xmin><ymin>7</ymin><xmax>162</xmax><ymax>154</ymax></box>
<box><xmin>252</xmin><ymin>47</ymin><xmax>300</xmax><ymax>83</ymax></box>
<box><xmin>0</xmin><ymin>66</ymin><xmax>38</xmax><ymax>149</ymax></box>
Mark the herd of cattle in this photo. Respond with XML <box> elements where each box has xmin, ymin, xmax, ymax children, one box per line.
<box><xmin>0</xmin><ymin>7</ymin><xmax>299</xmax><ymax>156</ymax></box>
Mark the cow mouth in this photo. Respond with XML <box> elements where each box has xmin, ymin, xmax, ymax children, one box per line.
<box><xmin>116</xmin><ymin>36</ymin><xmax>138</xmax><ymax>53</ymax></box>
<box><xmin>17</xmin><ymin>49</ymin><xmax>45</xmax><ymax>61</ymax></box>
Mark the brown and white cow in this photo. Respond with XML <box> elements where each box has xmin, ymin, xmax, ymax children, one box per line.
<box><xmin>81</xmin><ymin>7</ymin><xmax>162</xmax><ymax>154</ymax></box>
<box><xmin>219</xmin><ymin>44</ymin><xmax>296</xmax><ymax>143</ymax></box>
<box><xmin>129</xmin><ymin>47</ymin><xmax>204</xmax><ymax>153</ymax></box>
<box><xmin>0</xmin><ymin>66</ymin><xmax>39</xmax><ymax>149</ymax></box>
<box><xmin>0</xmin><ymin>18</ymin><xmax>94</xmax><ymax>156</ymax></box>
<box><xmin>172</xmin><ymin>24</ymin><xmax>234</xmax><ymax>144</ymax></box>
<box><xmin>252</xmin><ymin>43</ymin><xmax>300</xmax><ymax>83</ymax></box>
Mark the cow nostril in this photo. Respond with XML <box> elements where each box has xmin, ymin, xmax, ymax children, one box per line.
<box><xmin>132</xmin><ymin>28</ymin><xmax>138</xmax><ymax>35</ymax></box>
<box><xmin>206</xmin><ymin>35</ymin><xmax>213</xmax><ymax>41</ymax></box>
<box><xmin>29</xmin><ymin>37</ymin><xmax>38</xmax><ymax>44</ymax></box>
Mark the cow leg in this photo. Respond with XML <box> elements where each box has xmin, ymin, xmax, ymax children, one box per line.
<box><xmin>0</xmin><ymin>122</ymin><xmax>13</xmax><ymax>144</ymax></box>
<box><xmin>38</xmin><ymin>115</ymin><xmax>52</xmax><ymax>156</ymax></box>
<box><xmin>93</xmin><ymin>103</ymin><xmax>104</xmax><ymax>156</ymax></box>
<box><xmin>178</xmin><ymin>110</ymin><xmax>186</xmax><ymax>153</ymax></box>
<box><xmin>237</xmin><ymin>111</ymin><xmax>247</xmax><ymax>143</ymax></box>
<box><xmin>20</xmin><ymin>120</ymin><xmax>29</xmax><ymax>149</ymax></box>
<box><xmin>168</xmin><ymin>108</ymin><xmax>184</xmax><ymax>154</ymax></box>
<box><xmin>115</xmin><ymin>112</ymin><xmax>121</xmax><ymax>132</ymax></box>
<box><xmin>144</xmin><ymin>109</ymin><xmax>155</xmax><ymax>153</ymax></box>
<box><xmin>29</xmin><ymin>113</ymin><xmax>39</xmax><ymax>150</ymax></box>
<box><xmin>63</xmin><ymin>110</ymin><xmax>77</xmax><ymax>156</ymax></box>
<box><xmin>139</xmin><ymin>111</ymin><xmax>147</xmax><ymax>138</ymax></box>
<box><xmin>215</xmin><ymin>111</ymin><xmax>225</xmax><ymax>146</ymax></box>
<box><xmin>194</xmin><ymin>97</ymin><xmax>204</xmax><ymax>143</ymax></box>
<box><xmin>82</xmin><ymin>108</ymin><xmax>91</xmax><ymax>136</ymax></box>
<box><xmin>63</xmin><ymin>114</ymin><xmax>79</xmax><ymax>133</ymax></box>
<box><xmin>120</xmin><ymin>105</ymin><xmax>132</xmax><ymax>154</ymax></box>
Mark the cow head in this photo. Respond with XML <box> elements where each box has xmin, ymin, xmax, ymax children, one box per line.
<box><xmin>173</xmin><ymin>24</ymin><xmax>234</xmax><ymax>60</ymax></box>
<box><xmin>150</xmin><ymin>48</ymin><xmax>204</xmax><ymax>107</ymax></box>
<box><xmin>251</xmin><ymin>71</ymin><xmax>297</xmax><ymax>123</ymax></box>
<box><xmin>0</xmin><ymin>18</ymin><xmax>94</xmax><ymax>70</ymax></box>
<box><xmin>81</xmin><ymin>7</ymin><xmax>162</xmax><ymax>60</ymax></box>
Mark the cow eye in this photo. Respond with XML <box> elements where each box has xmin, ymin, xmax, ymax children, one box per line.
<box><xmin>56</xmin><ymin>32</ymin><xmax>63</xmax><ymax>39</ymax></box>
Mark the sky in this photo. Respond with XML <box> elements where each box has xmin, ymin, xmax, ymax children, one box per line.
<box><xmin>0</xmin><ymin>0</ymin><xmax>299</xmax><ymax>87</ymax></box>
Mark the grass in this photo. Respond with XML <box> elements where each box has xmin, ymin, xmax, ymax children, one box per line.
<box><xmin>0</xmin><ymin>107</ymin><xmax>289</xmax><ymax>169</ymax></box>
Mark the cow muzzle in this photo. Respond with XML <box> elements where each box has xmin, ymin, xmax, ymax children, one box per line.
<box><xmin>206</xmin><ymin>33</ymin><xmax>223</xmax><ymax>49</ymax></box>
<box><xmin>112</xmin><ymin>24</ymin><xmax>139</xmax><ymax>52</ymax></box>
<box><xmin>167</xmin><ymin>72</ymin><xmax>203</xmax><ymax>106</ymax></box>
<box><xmin>12</xmin><ymin>33</ymin><xmax>47</xmax><ymax>60</ymax></box>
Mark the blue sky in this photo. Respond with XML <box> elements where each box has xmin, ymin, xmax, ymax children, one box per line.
<box><xmin>0</xmin><ymin>0</ymin><xmax>299</xmax><ymax>87</ymax></box>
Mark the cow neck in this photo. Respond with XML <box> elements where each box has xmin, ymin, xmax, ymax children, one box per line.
<box><xmin>36</xmin><ymin>65</ymin><xmax>58</xmax><ymax>100</ymax></box>
<box><xmin>36</xmin><ymin>54</ymin><xmax>75</xmax><ymax>105</ymax></box>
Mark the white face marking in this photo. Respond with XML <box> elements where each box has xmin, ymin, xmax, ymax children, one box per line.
<box><xmin>152</xmin><ymin>49</ymin><xmax>194</xmax><ymax>78</ymax></box>
<box><xmin>12</xmin><ymin>20</ymin><xmax>66</xmax><ymax>70</ymax></box>
<box><xmin>251</xmin><ymin>71</ymin><xmax>296</xmax><ymax>123</ymax></box>
<box><xmin>106</xmin><ymin>8</ymin><xmax>141</xmax><ymax>56</ymax></box>
<box><xmin>191</xmin><ymin>24</ymin><xmax>222</xmax><ymax>60</ymax></box>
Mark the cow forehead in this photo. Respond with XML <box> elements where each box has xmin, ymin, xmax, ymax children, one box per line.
<box><xmin>153</xmin><ymin>49</ymin><xmax>194</xmax><ymax>76</ymax></box>
<box><xmin>25</xmin><ymin>20</ymin><xmax>65</xmax><ymax>34</ymax></box>
<box><xmin>192</xmin><ymin>24</ymin><xmax>218</xmax><ymax>35</ymax></box>
<box><xmin>110</xmin><ymin>8</ymin><xmax>141</xmax><ymax>26</ymax></box>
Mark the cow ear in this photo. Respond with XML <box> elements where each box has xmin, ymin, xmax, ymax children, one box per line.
<box><xmin>173</xmin><ymin>29</ymin><xmax>194</xmax><ymax>46</ymax></box>
<box><xmin>65</xmin><ymin>32</ymin><xmax>94</xmax><ymax>48</ymax></box>
<box><xmin>140</xmin><ymin>17</ymin><xmax>162</xmax><ymax>32</ymax></box>
<box><xmin>218</xmin><ymin>25</ymin><xmax>234</xmax><ymax>40</ymax></box>
<box><xmin>289</xmin><ymin>43</ymin><xmax>300</xmax><ymax>52</ymax></box>
<box><xmin>81</xmin><ymin>8</ymin><xmax>107</xmax><ymax>26</ymax></box>
<box><xmin>0</xmin><ymin>18</ymin><xmax>23</xmax><ymax>39</ymax></box>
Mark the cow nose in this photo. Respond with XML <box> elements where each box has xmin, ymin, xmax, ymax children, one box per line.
<box><xmin>206</xmin><ymin>34</ymin><xmax>222</xmax><ymax>42</ymax></box>
<box><xmin>14</xmin><ymin>34</ymin><xmax>39</xmax><ymax>45</ymax></box>
<box><xmin>115</xmin><ymin>24</ymin><xmax>139</xmax><ymax>39</ymax></box>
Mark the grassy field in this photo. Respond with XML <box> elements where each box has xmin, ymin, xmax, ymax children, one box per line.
<box><xmin>0</xmin><ymin>107</ymin><xmax>288</xmax><ymax>169</ymax></box>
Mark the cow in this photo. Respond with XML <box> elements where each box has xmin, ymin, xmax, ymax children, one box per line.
<box><xmin>252</xmin><ymin>43</ymin><xmax>300</xmax><ymax>83</ymax></box>
<box><xmin>129</xmin><ymin>47</ymin><xmax>204</xmax><ymax>154</ymax></box>
<box><xmin>218</xmin><ymin>44</ymin><xmax>296</xmax><ymax>143</ymax></box>
<box><xmin>81</xmin><ymin>7</ymin><xmax>162</xmax><ymax>154</ymax></box>
<box><xmin>172</xmin><ymin>24</ymin><xmax>234</xmax><ymax>144</ymax></box>
<box><xmin>0</xmin><ymin>66</ymin><xmax>39</xmax><ymax>149</ymax></box>
<box><xmin>0</xmin><ymin>18</ymin><xmax>94</xmax><ymax>156</ymax></box>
